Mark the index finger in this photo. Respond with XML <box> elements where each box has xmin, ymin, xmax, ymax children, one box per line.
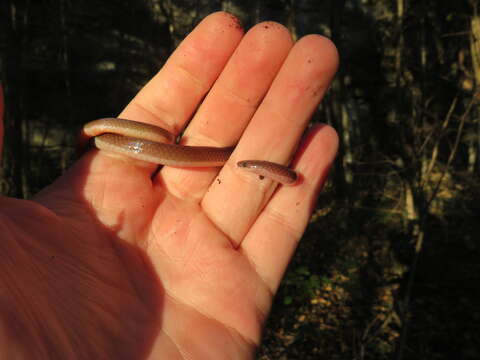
<box><xmin>115</xmin><ymin>12</ymin><xmax>244</xmax><ymax>174</ymax></box>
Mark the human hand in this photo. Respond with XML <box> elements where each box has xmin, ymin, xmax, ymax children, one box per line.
<box><xmin>0</xmin><ymin>12</ymin><xmax>338</xmax><ymax>359</ymax></box>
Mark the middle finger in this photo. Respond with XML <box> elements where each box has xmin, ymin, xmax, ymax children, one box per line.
<box><xmin>158</xmin><ymin>22</ymin><xmax>293</xmax><ymax>200</ymax></box>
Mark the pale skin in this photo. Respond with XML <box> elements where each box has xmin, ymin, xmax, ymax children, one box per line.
<box><xmin>0</xmin><ymin>12</ymin><xmax>339</xmax><ymax>360</ymax></box>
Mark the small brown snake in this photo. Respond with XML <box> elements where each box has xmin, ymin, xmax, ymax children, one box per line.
<box><xmin>81</xmin><ymin>118</ymin><xmax>298</xmax><ymax>185</ymax></box>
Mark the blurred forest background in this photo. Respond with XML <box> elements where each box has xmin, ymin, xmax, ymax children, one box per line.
<box><xmin>1</xmin><ymin>0</ymin><xmax>479</xmax><ymax>359</ymax></box>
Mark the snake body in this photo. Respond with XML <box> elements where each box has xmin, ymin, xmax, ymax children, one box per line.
<box><xmin>82</xmin><ymin>118</ymin><xmax>297</xmax><ymax>185</ymax></box>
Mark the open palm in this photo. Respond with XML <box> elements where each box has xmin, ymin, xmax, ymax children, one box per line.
<box><xmin>0</xmin><ymin>12</ymin><xmax>338</xmax><ymax>359</ymax></box>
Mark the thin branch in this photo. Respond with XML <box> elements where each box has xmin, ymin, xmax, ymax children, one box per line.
<box><xmin>424</xmin><ymin>96</ymin><xmax>473</xmax><ymax>212</ymax></box>
<box><xmin>441</xmin><ymin>31</ymin><xmax>470</xmax><ymax>37</ymax></box>
<box><xmin>420</xmin><ymin>96</ymin><xmax>458</xmax><ymax>187</ymax></box>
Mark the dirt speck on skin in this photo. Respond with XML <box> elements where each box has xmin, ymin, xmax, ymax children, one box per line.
<box><xmin>217</xmin><ymin>178</ymin><xmax>221</xmax><ymax>184</ymax></box>
<box><xmin>261</xmin><ymin>21</ymin><xmax>281</xmax><ymax>31</ymax></box>
<box><xmin>226</xmin><ymin>13</ymin><xmax>243</xmax><ymax>30</ymax></box>
<box><xmin>312</xmin><ymin>84</ymin><xmax>323</xmax><ymax>97</ymax></box>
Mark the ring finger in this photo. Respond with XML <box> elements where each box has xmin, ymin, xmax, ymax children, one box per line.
<box><xmin>201</xmin><ymin>35</ymin><xmax>339</xmax><ymax>246</ymax></box>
